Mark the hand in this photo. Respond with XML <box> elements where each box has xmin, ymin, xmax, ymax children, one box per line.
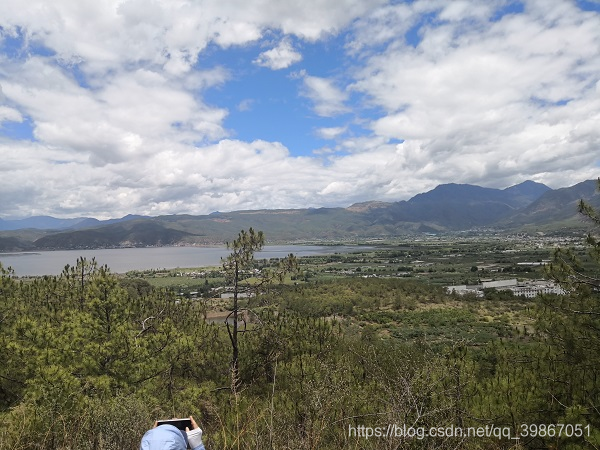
<box><xmin>186</xmin><ymin>416</ymin><xmax>200</xmax><ymax>432</ymax></box>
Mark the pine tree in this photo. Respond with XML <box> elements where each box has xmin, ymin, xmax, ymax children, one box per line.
<box><xmin>222</xmin><ymin>228</ymin><xmax>265</xmax><ymax>392</ymax></box>
<box><xmin>536</xmin><ymin>178</ymin><xmax>600</xmax><ymax>445</ymax></box>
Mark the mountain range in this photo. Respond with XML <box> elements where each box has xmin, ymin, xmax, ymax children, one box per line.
<box><xmin>1</xmin><ymin>179</ymin><xmax>598</xmax><ymax>251</ymax></box>
<box><xmin>0</xmin><ymin>214</ymin><xmax>146</xmax><ymax>232</ymax></box>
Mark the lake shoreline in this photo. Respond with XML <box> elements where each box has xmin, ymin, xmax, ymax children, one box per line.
<box><xmin>0</xmin><ymin>244</ymin><xmax>367</xmax><ymax>277</ymax></box>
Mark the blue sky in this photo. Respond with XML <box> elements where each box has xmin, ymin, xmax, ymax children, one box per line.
<box><xmin>199</xmin><ymin>32</ymin><xmax>368</xmax><ymax>156</ymax></box>
<box><xmin>0</xmin><ymin>0</ymin><xmax>599</xmax><ymax>219</ymax></box>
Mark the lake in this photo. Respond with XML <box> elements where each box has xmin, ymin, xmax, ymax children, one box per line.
<box><xmin>0</xmin><ymin>245</ymin><xmax>363</xmax><ymax>276</ymax></box>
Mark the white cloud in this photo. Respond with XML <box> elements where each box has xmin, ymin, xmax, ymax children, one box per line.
<box><xmin>236</xmin><ymin>99</ymin><xmax>255</xmax><ymax>112</ymax></box>
<box><xmin>254</xmin><ymin>38</ymin><xmax>302</xmax><ymax>69</ymax></box>
<box><xmin>0</xmin><ymin>0</ymin><xmax>384</xmax><ymax>77</ymax></box>
<box><xmin>0</xmin><ymin>0</ymin><xmax>388</xmax><ymax>218</ymax></box>
<box><xmin>0</xmin><ymin>0</ymin><xmax>599</xmax><ymax>219</ymax></box>
<box><xmin>301</xmin><ymin>73</ymin><xmax>350</xmax><ymax>117</ymax></box>
<box><xmin>1</xmin><ymin>56</ymin><xmax>229</xmax><ymax>166</ymax></box>
<box><xmin>320</xmin><ymin>181</ymin><xmax>354</xmax><ymax>195</ymax></box>
<box><xmin>350</xmin><ymin>0</ymin><xmax>600</xmax><ymax>188</ymax></box>
<box><xmin>0</xmin><ymin>106</ymin><xmax>22</xmax><ymax>123</ymax></box>
<box><xmin>346</xmin><ymin>3</ymin><xmax>418</xmax><ymax>54</ymax></box>
<box><xmin>316</xmin><ymin>126</ymin><xmax>346</xmax><ymax>139</ymax></box>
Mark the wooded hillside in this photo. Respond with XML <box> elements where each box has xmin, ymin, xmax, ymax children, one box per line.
<box><xmin>1</xmin><ymin>246</ymin><xmax>599</xmax><ymax>449</ymax></box>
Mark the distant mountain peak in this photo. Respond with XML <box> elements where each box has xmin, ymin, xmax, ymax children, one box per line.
<box><xmin>503</xmin><ymin>180</ymin><xmax>551</xmax><ymax>194</ymax></box>
<box><xmin>502</xmin><ymin>180</ymin><xmax>552</xmax><ymax>208</ymax></box>
<box><xmin>0</xmin><ymin>216</ymin><xmax>89</xmax><ymax>231</ymax></box>
<box><xmin>406</xmin><ymin>180</ymin><xmax>552</xmax><ymax>207</ymax></box>
<box><xmin>0</xmin><ymin>214</ymin><xmax>146</xmax><ymax>232</ymax></box>
<box><xmin>408</xmin><ymin>183</ymin><xmax>505</xmax><ymax>203</ymax></box>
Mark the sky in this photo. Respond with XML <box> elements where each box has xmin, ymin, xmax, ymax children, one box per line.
<box><xmin>0</xmin><ymin>0</ymin><xmax>599</xmax><ymax>219</ymax></box>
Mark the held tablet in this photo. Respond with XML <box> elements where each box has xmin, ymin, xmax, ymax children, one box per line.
<box><xmin>156</xmin><ymin>418</ymin><xmax>193</xmax><ymax>431</ymax></box>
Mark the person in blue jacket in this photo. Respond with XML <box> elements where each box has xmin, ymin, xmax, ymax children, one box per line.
<box><xmin>140</xmin><ymin>416</ymin><xmax>205</xmax><ymax>450</ymax></box>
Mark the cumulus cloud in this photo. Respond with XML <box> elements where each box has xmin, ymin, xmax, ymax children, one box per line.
<box><xmin>350</xmin><ymin>0</ymin><xmax>600</xmax><ymax>188</ymax></box>
<box><xmin>0</xmin><ymin>0</ymin><xmax>598</xmax><ymax>219</ymax></box>
<box><xmin>0</xmin><ymin>0</ymin><xmax>386</xmax><ymax>218</ymax></box>
<box><xmin>1</xmin><ymin>55</ymin><xmax>228</xmax><ymax>166</ymax></box>
<box><xmin>0</xmin><ymin>138</ymin><xmax>331</xmax><ymax>218</ymax></box>
<box><xmin>0</xmin><ymin>106</ymin><xmax>22</xmax><ymax>123</ymax></box>
<box><xmin>299</xmin><ymin>71</ymin><xmax>350</xmax><ymax>117</ymax></box>
<box><xmin>254</xmin><ymin>38</ymin><xmax>302</xmax><ymax>69</ymax></box>
<box><xmin>0</xmin><ymin>0</ymin><xmax>384</xmax><ymax>76</ymax></box>
<box><xmin>316</xmin><ymin>126</ymin><xmax>347</xmax><ymax>140</ymax></box>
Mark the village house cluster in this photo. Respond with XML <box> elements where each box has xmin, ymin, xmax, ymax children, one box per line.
<box><xmin>446</xmin><ymin>279</ymin><xmax>566</xmax><ymax>298</ymax></box>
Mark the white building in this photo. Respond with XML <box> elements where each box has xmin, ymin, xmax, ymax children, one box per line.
<box><xmin>482</xmin><ymin>279</ymin><xmax>518</xmax><ymax>289</ymax></box>
<box><xmin>446</xmin><ymin>279</ymin><xmax>565</xmax><ymax>298</ymax></box>
<box><xmin>508</xmin><ymin>280</ymin><xmax>566</xmax><ymax>298</ymax></box>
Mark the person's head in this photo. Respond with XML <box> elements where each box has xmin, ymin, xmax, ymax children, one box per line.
<box><xmin>140</xmin><ymin>424</ymin><xmax>188</xmax><ymax>450</ymax></box>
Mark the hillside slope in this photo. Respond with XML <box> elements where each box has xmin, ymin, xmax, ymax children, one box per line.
<box><xmin>33</xmin><ymin>222</ymin><xmax>197</xmax><ymax>250</ymax></box>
